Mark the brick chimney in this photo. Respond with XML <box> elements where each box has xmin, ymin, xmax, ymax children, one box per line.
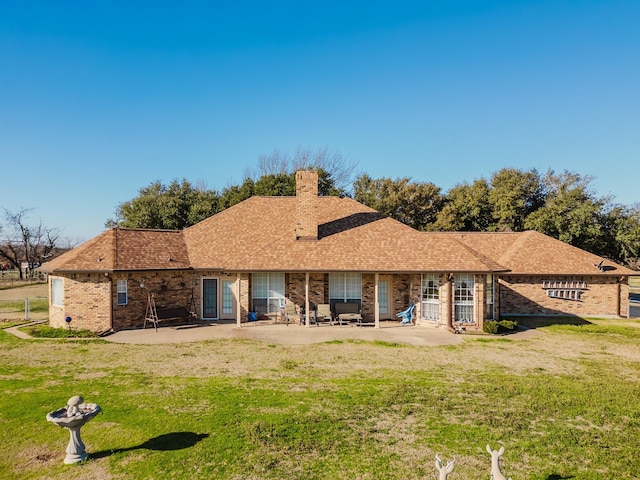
<box><xmin>295</xmin><ymin>170</ymin><xmax>319</xmax><ymax>240</ymax></box>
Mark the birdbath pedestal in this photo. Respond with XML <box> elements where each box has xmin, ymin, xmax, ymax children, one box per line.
<box><xmin>46</xmin><ymin>396</ymin><xmax>101</xmax><ymax>464</ymax></box>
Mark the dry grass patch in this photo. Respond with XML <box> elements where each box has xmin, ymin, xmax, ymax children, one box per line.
<box><xmin>2</xmin><ymin>318</ymin><xmax>640</xmax><ymax>478</ymax></box>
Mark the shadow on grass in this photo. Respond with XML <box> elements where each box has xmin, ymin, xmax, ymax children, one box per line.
<box><xmin>545</xmin><ymin>475</ymin><xmax>575</xmax><ymax>479</ymax></box>
<box><xmin>90</xmin><ymin>431</ymin><xmax>209</xmax><ymax>459</ymax></box>
<box><xmin>507</xmin><ymin>315</ymin><xmax>593</xmax><ymax>330</ymax></box>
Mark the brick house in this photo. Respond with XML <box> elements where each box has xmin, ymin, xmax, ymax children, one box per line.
<box><xmin>41</xmin><ymin>170</ymin><xmax>636</xmax><ymax>334</ymax></box>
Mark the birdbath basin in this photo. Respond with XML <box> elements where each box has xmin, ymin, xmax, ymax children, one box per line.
<box><xmin>46</xmin><ymin>396</ymin><xmax>101</xmax><ymax>464</ymax></box>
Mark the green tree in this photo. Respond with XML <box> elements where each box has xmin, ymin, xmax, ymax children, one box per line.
<box><xmin>524</xmin><ymin>170</ymin><xmax>608</xmax><ymax>253</ymax></box>
<box><xmin>107</xmin><ymin>179</ymin><xmax>218</xmax><ymax>230</ymax></box>
<box><xmin>434</xmin><ymin>179</ymin><xmax>493</xmax><ymax>231</ymax></box>
<box><xmin>217</xmin><ymin>178</ymin><xmax>256</xmax><ymax>211</ymax></box>
<box><xmin>489</xmin><ymin>167</ymin><xmax>544</xmax><ymax>231</ymax></box>
<box><xmin>607</xmin><ymin>205</ymin><xmax>640</xmax><ymax>266</ymax></box>
<box><xmin>107</xmin><ymin>158</ymin><xmax>348</xmax><ymax>230</ymax></box>
<box><xmin>217</xmin><ymin>169</ymin><xmax>345</xmax><ymax>211</ymax></box>
<box><xmin>353</xmin><ymin>175</ymin><xmax>443</xmax><ymax>230</ymax></box>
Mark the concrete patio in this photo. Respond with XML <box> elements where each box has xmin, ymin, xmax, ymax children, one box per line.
<box><xmin>103</xmin><ymin>320</ymin><xmax>466</xmax><ymax>346</ymax></box>
<box><xmin>101</xmin><ymin>320</ymin><xmax>541</xmax><ymax>346</ymax></box>
<box><xmin>6</xmin><ymin>319</ymin><xmax>541</xmax><ymax>346</ymax></box>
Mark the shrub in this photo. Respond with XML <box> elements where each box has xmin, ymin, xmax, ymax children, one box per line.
<box><xmin>483</xmin><ymin>321</ymin><xmax>499</xmax><ymax>334</ymax></box>
<box><xmin>483</xmin><ymin>319</ymin><xmax>518</xmax><ymax>334</ymax></box>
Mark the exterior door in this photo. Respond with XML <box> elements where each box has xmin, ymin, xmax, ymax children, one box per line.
<box><xmin>202</xmin><ymin>278</ymin><xmax>218</xmax><ymax>319</ymax></box>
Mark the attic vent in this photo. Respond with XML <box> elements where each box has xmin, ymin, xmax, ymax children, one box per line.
<box><xmin>542</xmin><ymin>280</ymin><xmax>587</xmax><ymax>289</ymax></box>
<box><xmin>541</xmin><ymin>280</ymin><xmax>587</xmax><ymax>301</ymax></box>
<box><xmin>547</xmin><ymin>289</ymin><xmax>583</xmax><ymax>301</ymax></box>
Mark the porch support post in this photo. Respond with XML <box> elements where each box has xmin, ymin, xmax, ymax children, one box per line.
<box><xmin>444</xmin><ymin>273</ymin><xmax>453</xmax><ymax>331</ymax></box>
<box><xmin>374</xmin><ymin>273</ymin><xmax>380</xmax><ymax>329</ymax></box>
<box><xmin>305</xmin><ymin>272</ymin><xmax>310</xmax><ymax>327</ymax></box>
<box><xmin>236</xmin><ymin>273</ymin><xmax>242</xmax><ymax>328</ymax></box>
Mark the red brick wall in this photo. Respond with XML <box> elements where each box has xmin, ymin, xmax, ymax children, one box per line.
<box><xmin>498</xmin><ymin>275</ymin><xmax>628</xmax><ymax>317</ymax></box>
<box><xmin>49</xmin><ymin>274</ymin><xmax>111</xmax><ymax>332</ymax></box>
<box><xmin>295</xmin><ymin>170</ymin><xmax>319</xmax><ymax>240</ymax></box>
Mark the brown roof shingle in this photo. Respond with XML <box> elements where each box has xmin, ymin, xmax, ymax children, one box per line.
<box><xmin>42</xmin><ymin>195</ymin><xmax>636</xmax><ymax>277</ymax></box>
<box><xmin>41</xmin><ymin>228</ymin><xmax>190</xmax><ymax>273</ymax></box>
<box><xmin>442</xmin><ymin>231</ymin><xmax>636</xmax><ymax>276</ymax></box>
<box><xmin>183</xmin><ymin>196</ymin><xmax>501</xmax><ymax>272</ymax></box>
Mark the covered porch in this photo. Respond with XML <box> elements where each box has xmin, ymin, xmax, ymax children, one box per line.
<box><xmin>215</xmin><ymin>271</ymin><xmax>495</xmax><ymax>333</ymax></box>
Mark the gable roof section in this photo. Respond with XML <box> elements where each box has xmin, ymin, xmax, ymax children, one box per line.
<box><xmin>183</xmin><ymin>196</ymin><xmax>502</xmax><ymax>273</ymax></box>
<box><xmin>41</xmin><ymin>228</ymin><xmax>190</xmax><ymax>273</ymax></box>
<box><xmin>445</xmin><ymin>231</ymin><xmax>636</xmax><ymax>276</ymax></box>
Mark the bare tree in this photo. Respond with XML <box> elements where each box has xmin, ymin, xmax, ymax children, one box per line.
<box><xmin>0</xmin><ymin>208</ymin><xmax>60</xmax><ymax>279</ymax></box>
<box><xmin>254</xmin><ymin>147</ymin><xmax>357</xmax><ymax>193</ymax></box>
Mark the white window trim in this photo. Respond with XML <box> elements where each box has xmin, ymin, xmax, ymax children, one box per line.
<box><xmin>421</xmin><ymin>273</ymin><xmax>440</xmax><ymax>321</ymax></box>
<box><xmin>51</xmin><ymin>277</ymin><xmax>63</xmax><ymax>307</ymax></box>
<box><xmin>222</xmin><ymin>278</ymin><xmax>235</xmax><ymax>316</ymax></box>
<box><xmin>252</xmin><ymin>272</ymin><xmax>285</xmax><ymax>314</ymax></box>
<box><xmin>117</xmin><ymin>279</ymin><xmax>128</xmax><ymax>306</ymax></box>
<box><xmin>454</xmin><ymin>274</ymin><xmax>475</xmax><ymax>323</ymax></box>
<box><xmin>329</xmin><ymin>272</ymin><xmax>362</xmax><ymax>302</ymax></box>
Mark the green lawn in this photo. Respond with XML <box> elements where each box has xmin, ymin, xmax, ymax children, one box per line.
<box><xmin>1</xmin><ymin>319</ymin><xmax>639</xmax><ymax>479</ymax></box>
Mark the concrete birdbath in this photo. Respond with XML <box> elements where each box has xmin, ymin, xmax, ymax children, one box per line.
<box><xmin>46</xmin><ymin>396</ymin><xmax>101</xmax><ymax>464</ymax></box>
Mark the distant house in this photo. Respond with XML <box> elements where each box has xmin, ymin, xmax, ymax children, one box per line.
<box><xmin>41</xmin><ymin>170</ymin><xmax>636</xmax><ymax>333</ymax></box>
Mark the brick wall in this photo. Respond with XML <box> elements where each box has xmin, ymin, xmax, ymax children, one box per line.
<box><xmin>499</xmin><ymin>274</ymin><xmax>628</xmax><ymax>317</ymax></box>
<box><xmin>49</xmin><ymin>274</ymin><xmax>111</xmax><ymax>332</ymax></box>
<box><xmin>286</xmin><ymin>272</ymin><xmax>325</xmax><ymax>307</ymax></box>
<box><xmin>295</xmin><ymin>170</ymin><xmax>319</xmax><ymax>240</ymax></box>
<box><xmin>111</xmin><ymin>270</ymin><xmax>199</xmax><ymax>330</ymax></box>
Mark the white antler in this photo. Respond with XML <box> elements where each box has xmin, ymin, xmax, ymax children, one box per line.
<box><xmin>435</xmin><ymin>454</ymin><xmax>456</xmax><ymax>480</ymax></box>
<box><xmin>486</xmin><ymin>444</ymin><xmax>511</xmax><ymax>480</ymax></box>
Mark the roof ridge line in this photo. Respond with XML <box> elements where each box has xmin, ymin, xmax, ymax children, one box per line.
<box><xmin>451</xmin><ymin>237</ymin><xmax>509</xmax><ymax>272</ymax></box>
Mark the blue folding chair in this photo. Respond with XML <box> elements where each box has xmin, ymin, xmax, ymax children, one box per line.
<box><xmin>396</xmin><ymin>304</ymin><xmax>415</xmax><ymax>325</ymax></box>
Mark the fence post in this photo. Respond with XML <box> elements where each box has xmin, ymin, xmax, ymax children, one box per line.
<box><xmin>25</xmin><ymin>298</ymin><xmax>30</xmax><ymax>321</ymax></box>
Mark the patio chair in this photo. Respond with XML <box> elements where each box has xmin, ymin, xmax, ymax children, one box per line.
<box><xmin>299</xmin><ymin>302</ymin><xmax>318</xmax><ymax>325</ymax></box>
<box><xmin>283</xmin><ymin>302</ymin><xmax>300</xmax><ymax>325</ymax></box>
<box><xmin>316</xmin><ymin>304</ymin><xmax>332</xmax><ymax>325</ymax></box>
<box><xmin>396</xmin><ymin>304</ymin><xmax>415</xmax><ymax>326</ymax></box>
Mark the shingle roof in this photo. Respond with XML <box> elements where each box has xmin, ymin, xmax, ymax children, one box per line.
<box><xmin>40</xmin><ymin>228</ymin><xmax>190</xmax><ymax>273</ymax></box>
<box><xmin>441</xmin><ymin>231</ymin><xmax>636</xmax><ymax>276</ymax></box>
<box><xmin>41</xmin><ymin>195</ymin><xmax>636</xmax><ymax>277</ymax></box>
<box><xmin>183</xmin><ymin>196</ymin><xmax>502</xmax><ymax>273</ymax></box>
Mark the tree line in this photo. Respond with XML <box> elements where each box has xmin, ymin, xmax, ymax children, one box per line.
<box><xmin>3</xmin><ymin>149</ymin><xmax>638</xmax><ymax>272</ymax></box>
<box><xmin>104</xmin><ymin>152</ymin><xmax>640</xmax><ymax>268</ymax></box>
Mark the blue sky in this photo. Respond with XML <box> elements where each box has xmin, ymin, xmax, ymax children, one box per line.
<box><xmin>1</xmin><ymin>0</ymin><xmax>638</xmax><ymax>242</ymax></box>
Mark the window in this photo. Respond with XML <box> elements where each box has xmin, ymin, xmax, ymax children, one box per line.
<box><xmin>421</xmin><ymin>274</ymin><xmax>440</xmax><ymax>321</ymax></box>
<box><xmin>117</xmin><ymin>279</ymin><xmax>128</xmax><ymax>305</ymax></box>
<box><xmin>252</xmin><ymin>273</ymin><xmax>285</xmax><ymax>314</ymax></box>
<box><xmin>51</xmin><ymin>277</ymin><xmax>63</xmax><ymax>307</ymax></box>
<box><xmin>454</xmin><ymin>274</ymin><xmax>474</xmax><ymax>323</ymax></box>
<box><xmin>379</xmin><ymin>279</ymin><xmax>389</xmax><ymax>315</ymax></box>
<box><xmin>329</xmin><ymin>272</ymin><xmax>362</xmax><ymax>310</ymax></box>
<box><xmin>486</xmin><ymin>274</ymin><xmax>494</xmax><ymax>320</ymax></box>
<box><xmin>222</xmin><ymin>280</ymin><xmax>234</xmax><ymax>315</ymax></box>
